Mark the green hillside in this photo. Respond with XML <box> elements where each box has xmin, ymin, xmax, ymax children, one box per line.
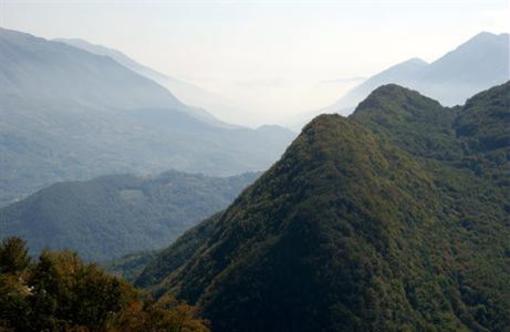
<box><xmin>136</xmin><ymin>83</ymin><xmax>510</xmax><ymax>331</ymax></box>
<box><xmin>0</xmin><ymin>171</ymin><xmax>258</xmax><ymax>261</ymax></box>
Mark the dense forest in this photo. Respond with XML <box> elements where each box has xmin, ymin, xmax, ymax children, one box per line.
<box><xmin>0</xmin><ymin>237</ymin><xmax>209</xmax><ymax>331</ymax></box>
<box><xmin>0</xmin><ymin>171</ymin><xmax>258</xmax><ymax>261</ymax></box>
<box><xmin>135</xmin><ymin>82</ymin><xmax>510</xmax><ymax>331</ymax></box>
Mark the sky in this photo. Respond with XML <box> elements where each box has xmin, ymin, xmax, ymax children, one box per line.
<box><xmin>1</xmin><ymin>0</ymin><xmax>509</xmax><ymax>126</ymax></box>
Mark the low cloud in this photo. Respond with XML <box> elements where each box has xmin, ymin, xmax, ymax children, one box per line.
<box><xmin>319</xmin><ymin>76</ymin><xmax>366</xmax><ymax>85</ymax></box>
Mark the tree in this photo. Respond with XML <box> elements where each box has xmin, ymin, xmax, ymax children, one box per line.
<box><xmin>0</xmin><ymin>238</ymin><xmax>210</xmax><ymax>331</ymax></box>
<box><xmin>107</xmin><ymin>293</ymin><xmax>210</xmax><ymax>332</ymax></box>
<box><xmin>0</xmin><ymin>237</ymin><xmax>31</xmax><ymax>275</ymax></box>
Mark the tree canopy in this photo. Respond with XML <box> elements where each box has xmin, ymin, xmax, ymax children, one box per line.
<box><xmin>0</xmin><ymin>236</ymin><xmax>209</xmax><ymax>332</ymax></box>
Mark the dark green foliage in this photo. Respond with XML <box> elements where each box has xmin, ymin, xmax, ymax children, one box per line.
<box><xmin>27</xmin><ymin>251</ymin><xmax>124</xmax><ymax>330</ymax></box>
<box><xmin>351</xmin><ymin>84</ymin><xmax>463</xmax><ymax>160</ymax></box>
<box><xmin>454</xmin><ymin>82</ymin><xmax>510</xmax><ymax>173</ymax></box>
<box><xmin>0</xmin><ymin>237</ymin><xmax>30</xmax><ymax>274</ymax></box>
<box><xmin>136</xmin><ymin>213</ymin><xmax>222</xmax><ymax>289</ymax></box>
<box><xmin>106</xmin><ymin>250</ymin><xmax>158</xmax><ymax>282</ymax></box>
<box><xmin>137</xmin><ymin>83</ymin><xmax>510</xmax><ymax>331</ymax></box>
<box><xmin>0</xmin><ymin>171</ymin><xmax>258</xmax><ymax>261</ymax></box>
<box><xmin>0</xmin><ymin>237</ymin><xmax>210</xmax><ymax>332</ymax></box>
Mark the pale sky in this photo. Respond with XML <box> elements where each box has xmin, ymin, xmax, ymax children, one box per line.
<box><xmin>1</xmin><ymin>0</ymin><xmax>509</xmax><ymax>126</ymax></box>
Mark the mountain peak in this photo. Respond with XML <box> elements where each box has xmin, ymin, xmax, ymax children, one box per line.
<box><xmin>369</xmin><ymin>83</ymin><xmax>414</xmax><ymax>94</ymax></box>
<box><xmin>435</xmin><ymin>31</ymin><xmax>509</xmax><ymax>62</ymax></box>
<box><xmin>298</xmin><ymin>113</ymin><xmax>362</xmax><ymax>150</ymax></box>
<box><xmin>469</xmin><ymin>31</ymin><xmax>508</xmax><ymax>42</ymax></box>
<box><xmin>351</xmin><ymin>84</ymin><xmax>455</xmax><ymax>159</ymax></box>
<box><xmin>0</xmin><ymin>26</ymin><xmax>42</xmax><ymax>43</ymax></box>
<box><xmin>302</xmin><ymin>113</ymin><xmax>345</xmax><ymax>130</ymax></box>
<box><xmin>401</xmin><ymin>57</ymin><xmax>428</xmax><ymax>66</ymax></box>
<box><xmin>325</xmin><ymin>31</ymin><xmax>509</xmax><ymax>116</ymax></box>
<box><xmin>353</xmin><ymin>83</ymin><xmax>440</xmax><ymax>111</ymax></box>
<box><xmin>138</xmin><ymin>84</ymin><xmax>510</xmax><ymax>331</ymax></box>
<box><xmin>136</xmin><ymin>83</ymin><xmax>510</xmax><ymax>331</ymax></box>
<box><xmin>449</xmin><ymin>31</ymin><xmax>509</xmax><ymax>55</ymax></box>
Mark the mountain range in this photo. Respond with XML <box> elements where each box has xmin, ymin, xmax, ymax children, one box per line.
<box><xmin>309</xmin><ymin>32</ymin><xmax>509</xmax><ymax>122</ymax></box>
<box><xmin>0</xmin><ymin>27</ymin><xmax>295</xmax><ymax>207</ymax></box>
<box><xmin>55</xmin><ymin>38</ymin><xmax>244</xmax><ymax>125</ymax></box>
<box><xmin>135</xmin><ymin>82</ymin><xmax>510</xmax><ymax>331</ymax></box>
<box><xmin>0</xmin><ymin>22</ymin><xmax>508</xmax><ymax>331</ymax></box>
<box><xmin>0</xmin><ymin>170</ymin><xmax>258</xmax><ymax>261</ymax></box>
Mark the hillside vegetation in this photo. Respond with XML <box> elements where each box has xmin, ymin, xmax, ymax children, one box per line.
<box><xmin>0</xmin><ymin>171</ymin><xmax>258</xmax><ymax>261</ymax></box>
<box><xmin>136</xmin><ymin>82</ymin><xmax>510</xmax><ymax>331</ymax></box>
<box><xmin>0</xmin><ymin>237</ymin><xmax>209</xmax><ymax>331</ymax></box>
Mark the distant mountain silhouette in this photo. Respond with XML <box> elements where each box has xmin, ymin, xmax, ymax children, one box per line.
<box><xmin>320</xmin><ymin>32</ymin><xmax>509</xmax><ymax>118</ymax></box>
<box><xmin>56</xmin><ymin>38</ymin><xmax>245</xmax><ymax>124</ymax></box>
<box><xmin>1</xmin><ymin>28</ymin><xmax>183</xmax><ymax>110</ymax></box>
<box><xmin>0</xmin><ymin>28</ymin><xmax>295</xmax><ymax>206</ymax></box>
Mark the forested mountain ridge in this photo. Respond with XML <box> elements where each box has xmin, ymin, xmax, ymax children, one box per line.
<box><xmin>136</xmin><ymin>82</ymin><xmax>510</xmax><ymax>331</ymax></box>
<box><xmin>0</xmin><ymin>171</ymin><xmax>258</xmax><ymax>261</ymax></box>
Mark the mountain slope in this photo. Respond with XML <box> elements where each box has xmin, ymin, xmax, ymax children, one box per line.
<box><xmin>423</xmin><ymin>32</ymin><xmax>510</xmax><ymax>87</ymax></box>
<box><xmin>0</xmin><ymin>28</ymin><xmax>295</xmax><ymax>206</ymax></box>
<box><xmin>136</xmin><ymin>83</ymin><xmax>510</xmax><ymax>331</ymax></box>
<box><xmin>55</xmin><ymin>37</ymin><xmax>244</xmax><ymax>124</ymax></box>
<box><xmin>0</xmin><ymin>28</ymin><xmax>183</xmax><ymax>110</ymax></box>
<box><xmin>327</xmin><ymin>58</ymin><xmax>428</xmax><ymax>113</ymax></box>
<box><xmin>0</xmin><ymin>171</ymin><xmax>258</xmax><ymax>261</ymax></box>
<box><xmin>329</xmin><ymin>32</ymin><xmax>509</xmax><ymax>115</ymax></box>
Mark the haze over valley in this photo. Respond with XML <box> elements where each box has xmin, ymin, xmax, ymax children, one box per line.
<box><xmin>0</xmin><ymin>1</ymin><xmax>509</xmax><ymax>331</ymax></box>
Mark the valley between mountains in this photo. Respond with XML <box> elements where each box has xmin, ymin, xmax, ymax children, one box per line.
<box><xmin>0</xmin><ymin>25</ymin><xmax>508</xmax><ymax>331</ymax></box>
